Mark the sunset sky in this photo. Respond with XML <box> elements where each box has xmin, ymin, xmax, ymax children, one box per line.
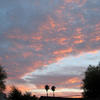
<box><xmin>0</xmin><ymin>0</ymin><xmax>100</xmax><ymax>98</ymax></box>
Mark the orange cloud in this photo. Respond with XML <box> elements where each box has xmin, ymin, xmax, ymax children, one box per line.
<box><xmin>29</xmin><ymin>44</ymin><xmax>43</xmax><ymax>51</ymax></box>
<box><xmin>54</xmin><ymin>48</ymin><xmax>73</xmax><ymax>55</ymax></box>
<box><xmin>48</xmin><ymin>16</ymin><xmax>56</xmax><ymax>28</ymax></box>
<box><xmin>87</xmin><ymin>50</ymin><xmax>98</xmax><ymax>54</ymax></box>
<box><xmin>31</xmin><ymin>36</ymin><xmax>42</xmax><ymax>40</ymax></box>
<box><xmin>64</xmin><ymin>0</ymin><xmax>80</xmax><ymax>3</ymax></box>
<box><xmin>57</xmin><ymin>38</ymin><xmax>67</xmax><ymax>45</ymax></box>
<box><xmin>74</xmin><ymin>40</ymin><xmax>84</xmax><ymax>44</ymax></box>
<box><xmin>22</xmin><ymin>52</ymin><xmax>33</xmax><ymax>59</ymax></box>
<box><xmin>95</xmin><ymin>36</ymin><xmax>100</xmax><ymax>41</ymax></box>
<box><xmin>66</xmin><ymin>77</ymin><xmax>81</xmax><ymax>84</ymax></box>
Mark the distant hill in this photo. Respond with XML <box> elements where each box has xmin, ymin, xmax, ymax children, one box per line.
<box><xmin>39</xmin><ymin>96</ymin><xmax>83</xmax><ymax>100</ymax></box>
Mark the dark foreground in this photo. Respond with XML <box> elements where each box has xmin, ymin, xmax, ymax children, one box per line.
<box><xmin>39</xmin><ymin>96</ymin><xmax>83</xmax><ymax>100</ymax></box>
<box><xmin>39</xmin><ymin>96</ymin><xmax>99</xmax><ymax>100</ymax></box>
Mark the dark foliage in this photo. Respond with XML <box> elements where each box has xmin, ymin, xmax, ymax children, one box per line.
<box><xmin>23</xmin><ymin>92</ymin><xmax>38</xmax><ymax>100</ymax></box>
<box><xmin>0</xmin><ymin>65</ymin><xmax>7</xmax><ymax>92</ymax></box>
<box><xmin>51</xmin><ymin>86</ymin><xmax>56</xmax><ymax>92</ymax></box>
<box><xmin>8</xmin><ymin>86</ymin><xmax>38</xmax><ymax>100</ymax></box>
<box><xmin>82</xmin><ymin>62</ymin><xmax>100</xmax><ymax>99</ymax></box>
<box><xmin>8</xmin><ymin>87</ymin><xmax>22</xmax><ymax>100</ymax></box>
<box><xmin>39</xmin><ymin>96</ymin><xmax>83</xmax><ymax>100</ymax></box>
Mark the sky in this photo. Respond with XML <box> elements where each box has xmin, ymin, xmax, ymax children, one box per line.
<box><xmin>0</xmin><ymin>0</ymin><xmax>100</xmax><ymax>98</ymax></box>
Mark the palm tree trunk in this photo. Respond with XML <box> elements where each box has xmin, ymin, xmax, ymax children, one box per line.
<box><xmin>53</xmin><ymin>91</ymin><xmax>55</xmax><ymax>97</ymax></box>
<box><xmin>47</xmin><ymin>91</ymin><xmax>48</xmax><ymax>97</ymax></box>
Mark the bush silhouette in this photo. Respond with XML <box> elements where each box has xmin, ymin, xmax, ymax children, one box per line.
<box><xmin>8</xmin><ymin>86</ymin><xmax>38</xmax><ymax>100</ymax></box>
<box><xmin>23</xmin><ymin>92</ymin><xmax>38</xmax><ymax>100</ymax></box>
<box><xmin>8</xmin><ymin>87</ymin><xmax>22</xmax><ymax>100</ymax></box>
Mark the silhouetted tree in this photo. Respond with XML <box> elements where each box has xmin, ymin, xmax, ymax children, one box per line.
<box><xmin>0</xmin><ymin>65</ymin><xmax>7</xmax><ymax>93</ymax></box>
<box><xmin>51</xmin><ymin>86</ymin><xmax>56</xmax><ymax>97</ymax></box>
<box><xmin>8</xmin><ymin>86</ymin><xmax>38</xmax><ymax>100</ymax></box>
<box><xmin>45</xmin><ymin>85</ymin><xmax>49</xmax><ymax>97</ymax></box>
<box><xmin>8</xmin><ymin>87</ymin><xmax>22</xmax><ymax>100</ymax></box>
<box><xmin>82</xmin><ymin>62</ymin><xmax>100</xmax><ymax>99</ymax></box>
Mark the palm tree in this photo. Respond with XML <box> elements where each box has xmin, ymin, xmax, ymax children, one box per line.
<box><xmin>45</xmin><ymin>85</ymin><xmax>49</xmax><ymax>97</ymax></box>
<box><xmin>51</xmin><ymin>86</ymin><xmax>56</xmax><ymax>97</ymax></box>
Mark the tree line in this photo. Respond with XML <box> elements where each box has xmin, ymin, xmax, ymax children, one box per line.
<box><xmin>8</xmin><ymin>87</ymin><xmax>38</xmax><ymax>100</ymax></box>
<box><xmin>0</xmin><ymin>62</ymin><xmax>100</xmax><ymax>100</ymax></box>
